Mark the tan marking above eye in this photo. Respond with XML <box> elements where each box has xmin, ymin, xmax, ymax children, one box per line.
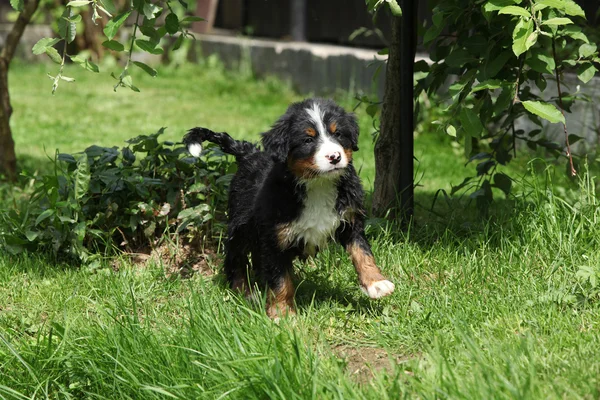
<box><xmin>329</xmin><ymin>122</ymin><xmax>337</xmax><ymax>133</ymax></box>
<box><xmin>305</xmin><ymin>128</ymin><xmax>316</xmax><ymax>137</ymax></box>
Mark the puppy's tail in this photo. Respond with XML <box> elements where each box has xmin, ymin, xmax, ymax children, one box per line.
<box><xmin>183</xmin><ymin>127</ymin><xmax>259</xmax><ymax>159</ymax></box>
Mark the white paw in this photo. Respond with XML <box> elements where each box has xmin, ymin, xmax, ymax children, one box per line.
<box><xmin>361</xmin><ymin>280</ymin><xmax>395</xmax><ymax>299</ymax></box>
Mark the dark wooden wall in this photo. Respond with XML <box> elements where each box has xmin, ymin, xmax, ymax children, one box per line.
<box><xmin>214</xmin><ymin>0</ymin><xmax>599</xmax><ymax>48</ymax></box>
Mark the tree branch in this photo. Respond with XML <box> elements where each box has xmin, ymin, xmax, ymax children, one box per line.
<box><xmin>551</xmin><ymin>37</ymin><xmax>576</xmax><ymax>177</ymax></box>
<box><xmin>0</xmin><ymin>0</ymin><xmax>41</xmax><ymax>64</ymax></box>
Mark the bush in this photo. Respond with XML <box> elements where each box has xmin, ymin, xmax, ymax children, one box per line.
<box><xmin>0</xmin><ymin>128</ymin><xmax>231</xmax><ymax>264</ymax></box>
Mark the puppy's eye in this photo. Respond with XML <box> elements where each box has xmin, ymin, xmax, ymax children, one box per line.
<box><xmin>304</xmin><ymin>137</ymin><xmax>314</xmax><ymax>144</ymax></box>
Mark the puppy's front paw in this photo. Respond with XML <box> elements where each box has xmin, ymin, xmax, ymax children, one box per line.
<box><xmin>361</xmin><ymin>280</ymin><xmax>395</xmax><ymax>299</ymax></box>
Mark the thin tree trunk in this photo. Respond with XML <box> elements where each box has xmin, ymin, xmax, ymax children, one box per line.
<box><xmin>372</xmin><ymin>2</ymin><xmax>416</xmax><ymax>225</ymax></box>
<box><xmin>0</xmin><ymin>0</ymin><xmax>41</xmax><ymax>181</ymax></box>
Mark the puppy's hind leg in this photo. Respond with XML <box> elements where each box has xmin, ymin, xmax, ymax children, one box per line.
<box><xmin>223</xmin><ymin>231</ymin><xmax>251</xmax><ymax>296</ymax></box>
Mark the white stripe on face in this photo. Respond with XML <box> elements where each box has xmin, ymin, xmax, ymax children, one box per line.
<box><xmin>305</xmin><ymin>102</ymin><xmax>348</xmax><ymax>173</ymax></box>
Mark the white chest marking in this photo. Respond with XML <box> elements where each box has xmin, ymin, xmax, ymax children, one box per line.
<box><xmin>286</xmin><ymin>179</ymin><xmax>341</xmax><ymax>254</ymax></box>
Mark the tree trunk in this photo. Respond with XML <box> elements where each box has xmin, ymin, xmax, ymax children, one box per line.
<box><xmin>0</xmin><ymin>0</ymin><xmax>41</xmax><ymax>181</ymax></box>
<box><xmin>372</xmin><ymin>2</ymin><xmax>416</xmax><ymax>225</ymax></box>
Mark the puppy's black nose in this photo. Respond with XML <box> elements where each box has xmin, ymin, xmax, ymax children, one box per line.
<box><xmin>327</xmin><ymin>152</ymin><xmax>342</xmax><ymax>165</ymax></box>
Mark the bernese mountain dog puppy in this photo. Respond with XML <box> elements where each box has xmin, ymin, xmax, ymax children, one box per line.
<box><xmin>183</xmin><ymin>98</ymin><xmax>394</xmax><ymax>318</ymax></box>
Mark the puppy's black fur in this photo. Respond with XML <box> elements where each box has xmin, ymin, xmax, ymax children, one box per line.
<box><xmin>183</xmin><ymin>98</ymin><xmax>394</xmax><ymax>317</ymax></box>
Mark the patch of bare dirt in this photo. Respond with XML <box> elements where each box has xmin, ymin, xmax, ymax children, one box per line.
<box><xmin>334</xmin><ymin>345</ymin><xmax>413</xmax><ymax>384</ymax></box>
<box><xmin>113</xmin><ymin>239</ymin><xmax>221</xmax><ymax>278</ymax></box>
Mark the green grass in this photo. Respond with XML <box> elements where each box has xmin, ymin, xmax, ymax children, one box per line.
<box><xmin>1</xmin><ymin>61</ymin><xmax>600</xmax><ymax>399</ymax></box>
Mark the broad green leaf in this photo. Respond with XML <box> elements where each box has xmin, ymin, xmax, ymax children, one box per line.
<box><xmin>512</xmin><ymin>18</ymin><xmax>533</xmax><ymax>56</ymax></box>
<box><xmin>472</xmin><ymin>79</ymin><xmax>502</xmax><ymax>92</ymax></box>
<box><xmin>386</xmin><ymin>0</ymin><xmax>402</xmax><ymax>16</ymax></box>
<box><xmin>74</xmin><ymin>155</ymin><xmax>90</xmax><ymax>201</ymax></box>
<box><xmin>537</xmin><ymin>0</ymin><xmax>585</xmax><ymax>17</ymax></box>
<box><xmin>133</xmin><ymin>61</ymin><xmax>157</xmax><ymax>77</ymax></box>
<box><xmin>135</xmin><ymin>39</ymin><xmax>164</xmax><ymax>54</ymax></box>
<box><xmin>481</xmin><ymin>51</ymin><xmax>513</xmax><ymax>79</ymax></box>
<box><xmin>526</xmin><ymin>49</ymin><xmax>555</xmax><ymax>74</ymax></box>
<box><xmin>142</xmin><ymin>3</ymin><xmax>162</xmax><ymax>19</ymax></box>
<box><xmin>499</xmin><ymin>5</ymin><xmax>530</xmax><ymax>17</ymax></box>
<box><xmin>562</xmin><ymin>25</ymin><xmax>589</xmax><ymax>43</ymax></box>
<box><xmin>445</xmin><ymin>48</ymin><xmax>475</xmax><ymax>68</ymax></box>
<box><xmin>102</xmin><ymin>40</ymin><xmax>124</xmax><ymax>51</ymax></box>
<box><xmin>577</xmin><ymin>63</ymin><xmax>597</xmax><ymax>83</ymax></box>
<box><xmin>10</xmin><ymin>0</ymin><xmax>24</xmax><ymax>11</ymax></box>
<box><xmin>579</xmin><ymin>43</ymin><xmax>597</xmax><ymax>58</ymax></box>
<box><xmin>542</xmin><ymin>17</ymin><xmax>573</xmax><ymax>25</ymax></box>
<box><xmin>423</xmin><ymin>23</ymin><xmax>444</xmax><ymax>45</ymax></box>
<box><xmin>35</xmin><ymin>209</ymin><xmax>55</xmax><ymax>226</ymax></box>
<box><xmin>45</xmin><ymin>47</ymin><xmax>62</xmax><ymax>64</ymax></box>
<box><xmin>32</xmin><ymin>38</ymin><xmax>60</xmax><ymax>55</ymax></box>
<box><xmin>446</xmin><ymin>125</ymin><xmax>457</xmax><ymax>137</ymax></box>
<box><xmin>483</xmin><ymin>0</ymin><xmax>517</xmax><ymax>12</ymax></box>
<box><xmin>104</xmin><ymin>11</ymin><xmax>131</xmax><ymax>40</ymax></box>
<box><xmin>69</xmin><ymin>55</ymin><xmax>100</xmax><ymax>72</ymax></box>
<box><xmin>493</xmin><ymin>173</ymin><xmax>512</xmax><ymax>195</ymax></box>
<box><xmin>100</xmin><ymin>0</ymin><xmax>116</xmax><ymax>15</ymax></box>
<box><xmin>522</xmin><ymin>100</ymin><xmax>565</xmax><ymax>123</ymax></box>
<box><xmin>459</xmin><ymin>107</ymin><xmax>484</xmax><ymax>138</ymax></box>
<box><xmin>58</xmin><ymin>9</ymin><xmax>77</xmax><ymax>43</ymax></box>
<box><xmin>165</xmin><ymin>13</ymin><xmax>180</xmax><ymax>34</ymax></box>
<box><xmin>67</xmin><ymin>0</ymin><xmax>90</xmax><ymax>6</ymax></box>
<box><xmin>525</xmin><ymin>31</ymin><xmax>538</xmax><ymax>50</ymax></box>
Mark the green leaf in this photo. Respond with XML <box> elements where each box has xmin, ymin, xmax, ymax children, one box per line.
<box><xmin>74</xmin><ymin>155</ymin><xmax>90</xmax><ymax>201</ymax></box>
<box><xmin>59</xmin><ymin>76</ymin><xmax>75</xmax><ymax>82</ymax></box>
<box><xmin>493</xmin><ymin>173</ymin><xmax>512</xmax><ymax>195</ymax></box>
<box><xmin>512</xmin><ymin>18</ymin><xmax>534</xmax><ymax>56</ymax></box>
<box><xmin>133</xmin><ymin>61</ymin><xmax>157</xmax><ymax>77</ymax></box>
<box><xmin>483</xmin><ymin>0</ymin><xmax>517</xmax><ymax>12</ymax></box>
<box><xmin>135</xmin><ymin>39</ymin><xmax>164</xmax><ymax>54</ymax></box>
<box><xmin>69</xmin><ymin>55</ymin><xmax>100</xmax><ymax>72</ymax></box>
<box><xmin>423</xmin><ymin>23</ymin><xmax>444</xmax><ymax>45</ymax></box>
<box><xmin>181</xmin><ymin>16</ymin><xmax>205</xmax><ymax>23</ymax></box>
<box><xmin>67</xmin><ymin>0</ymin><xmax>91</xmax><ymax>6</ymax></box>
<box><xmin>104</xmin><ymin>11</ymin><xmax>131</xmax><ymax>40</ymax></box>
<box><xmin>445</xmin><ymin>48</ymin><xmax>475</xmax><ymax>68</ymax></box>
<box><xmin>172</xmin><ymin>34</ymin><xmax>184</xmax><ymax>51</ymax></box>
<box><xmin>45</xmin><ymin>47</ymin><xmax>62</xmax><ymax>64</ymax></box>
<box><xmin>58</xmin><ymin>9</ymin><xmax>77</xmax><ymax>44</ymax></box>
<box><xmin>459</xmin><ymin>107</ymin><xmax>484</xmax><ymax>138</ymax></box>
<box><xmin>577</xmin><ymin>63</ymin><xmax>597</xmax><ymax>83</ymax></box>
<box><xmin>579</xmin><ymin>43</ymin><xmax>597</xmax><ymax>58</ymax></box>
<box><xmin>562</xmin><ymin>25</ymin><xmax>589</xmax><ymax>43</ymax></box>
<box><xmin>542</xmin><ymin>17</ymin><xmax>573</xmax><ymax>25</ymax></box>
<box><xmin>35</xmin><ymin>209</ymin><xmax>55</xmax><ymax>226</ymax></box>
<box><xmin>472</xmin><ymin>79</ymin><xmax>502</xmax><ymax>92</ymax></box>
<box><xmin>10</xmin><ymin>0</ymin><xmax>24</xmax><ymax>11</ymax></box>
<box><xmin>446</xmin><ymin>125</ymin><xmax>457</xmax><ymax>137</ymax></box>
<box><xmin>522</xmin><ymin>100</ymin><xmax>565</xmax><ymax>124</ymax></box>
<box><xmin>142</xmin><ymin>3</ymin><xmax>162</xmax><ymax>19</ymax></box>
<box><xmin>122</xmin><ymin>75</ymin><xmax>140</xmax><ymax>92</ymax></box>
<box><xmin>499</xmin><ymin>5</ymin><xmax>530</xmax><ymax>17</ymax></box>
<box><xmin>386</xmin><ymin>0</ymin><xmax>402</xmax><ymax>16</ymax></box>
<box><xmin>102</xmin><ymin>40</ymin><xmax>125</xmax><ymax>51</ymax></box>
<box><xmin>537</xmin><ymin>0</ymin><xmax>585</xmax><ymax>17</ymax></box>
<box><xmin>526</xmin><ymin>49</ymin><xmax>555</xmax><ymax>74</ymax></box>
<box><xmin>480</xmin><ymin>51</ymin><xmax>513</xmax><ymax>79</ymax></box>
<box><xmin>32</xmin><ymin>38</ymin><xmax>61</xmax><ymax>55</ymax></box>
<box><xmin>165</xmin><ymin>13</ymin><xmax>180</xmax><ymax>34</ymax></box>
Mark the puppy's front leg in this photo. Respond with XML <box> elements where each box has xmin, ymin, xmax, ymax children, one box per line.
<box><xmin>338</xmin><ymin>223</ymin><xmax>395</xmax><ymax>299</ymax></box>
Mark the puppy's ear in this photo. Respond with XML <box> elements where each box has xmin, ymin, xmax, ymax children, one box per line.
<box><xmin>348</xmin><ymin>113</ymin><xmax>360</xmax><ymax>152</ymax></box>
<box><xmin>262</xmin><ymin>113</ymin><xmax>292</xmax><ymax>162</ymax></box>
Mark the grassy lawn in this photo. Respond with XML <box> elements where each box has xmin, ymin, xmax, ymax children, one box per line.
<box><xmin>1</xmin><ymin>62</ymin><xmax>600</xmax><ymax>399</ymax></box>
